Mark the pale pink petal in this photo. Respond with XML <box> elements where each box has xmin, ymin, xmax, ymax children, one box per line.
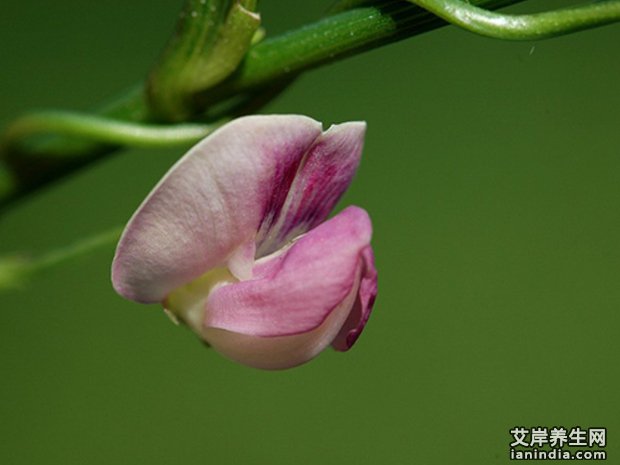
<box><xmin>204</xmin><ymin>207</ymin><xmax>374</xmax><ymax>345</ymax></box>
<box><xmin>112</xmin><ymin>115</ymin><xmax>323</xmax><ymax>303</ymax></box>
<box><xmin>203</xmin><ymin>282</ymin><xmax>359</xmax><ymax>370</ymax></box>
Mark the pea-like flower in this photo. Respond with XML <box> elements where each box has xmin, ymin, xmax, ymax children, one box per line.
<box><xmin>112</xmin><ymin>115</ymin><xmax>377</xmax><ymax>369</ymax></box>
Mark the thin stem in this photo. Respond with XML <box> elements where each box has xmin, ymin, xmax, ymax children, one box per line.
<box><xmin>3</xmin><ymin>111</ymin><xmax>221</xmax><ymax>151</ymax></box>
<box><xmin>33</xmin><ymin>227</ymin><xmax>123</xmax><ymax>272</ymax></box>
<box><xmin>409</xmin><ymin>0</ymin><xmax>620</xmax><ymax>40</ymax></box>
<box><xmin>0</xmin><ymin>226</ymin><xmax>123</xmax><ymax>291</ymax></box>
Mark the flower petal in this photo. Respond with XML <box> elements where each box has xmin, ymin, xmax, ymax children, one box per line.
<box><xmin>331</xmin><ymin>245</ymin><xmax>377</xmax><ymax>351</ymax></box>
<box><xmin>201</xmin><ymin>206</ymin><xmax>376</xmax><ymax>368</ymax></box>
<box><xmin>255</xmin><ymin>121</ymin><xmax>366</xmax><ymax>256</ymax></box>
<box><xmin>112</xmin><ymin>115</ymin><xmax>323</xmax><ymax>303</ymax></box>
<box><xmin>202</xmin><ymin>285</ymin><xmax>358</xmax><ymax>370</ymax></box>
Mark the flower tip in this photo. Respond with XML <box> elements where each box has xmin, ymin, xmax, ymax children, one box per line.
<box><xmin>332</xmin><ymin>120</ymin><xmax>367</xmax><ymax>133</ymax></box>
<box><xmin>324</xmin><ymin>120</ymin><xmax>367</xmax><ymax>148</ymax></box>
<box><xmin>111</xmin><ymin>249</ymin><xmax>160</xmax><ymax>304</ymax></box>
<box><xmin>331</xmin><ymin>244</ymin><xmax>377</xmax><ymax>352</ymax></box>
<box><xmin>110</xmin><ymin>272</ymin><xmax>140</xmax><ymax>304</ymax></box>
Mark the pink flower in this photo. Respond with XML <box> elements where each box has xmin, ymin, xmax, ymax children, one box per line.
<box><xmin>112</xmin><ymin>115</ymin><xmax>377</xmax><ymax>369</ymax></box>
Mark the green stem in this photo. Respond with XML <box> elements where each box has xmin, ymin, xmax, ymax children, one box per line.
<box><xmin>3</xmin><ymin>111</ymin><xmax>221</xmax><ymax>151</ymax></box>
<box><xmin>409</xmin><ymin>0</ymin><xmax>620</xmax><ymax>40</ymax></box>
<box><xmin>2</xmin><ymin>0</ymin><xmax>619</xmax><ymax>210</ymax></box>
<box><xmin>200</xmin><ymin>0</ymin><xmax>502</xmax><ymax>105</ymax></box>
<box><xmin>33</xmin><ymin>227</ymin><xmax>123</xmax><ymax>273</ymax></box>
<box><xmin>0</xmin><ymin>226</ymin><xmax>123</xmax><ymax>291</ymax></box>
<box><xmin>147</xmin><ymin>0</ymin><xmax>260</xmax><ymax>121</ymax></box>
<box><xmin>0</xmin><ymin>111</ymin><xmax>224</xmax><ymax>210</ymax></box>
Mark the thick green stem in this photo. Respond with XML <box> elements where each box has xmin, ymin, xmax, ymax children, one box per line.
<box><xmin>147</xmin><ymin>0</ymin><xmax>261</xmax><ymax>121</ymax></box>
<box><xmin>198</xmin><ymin>0</ymin><xmax>516</xmax><ymax>105</ymax></box>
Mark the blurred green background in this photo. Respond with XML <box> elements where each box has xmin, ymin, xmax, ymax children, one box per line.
<box><xmin>1</xmin><ymin>1</ymin><xmax>619</xmax><ymax>464</ymax></box>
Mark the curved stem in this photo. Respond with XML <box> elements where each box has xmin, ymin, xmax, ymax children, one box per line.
<box><xmin>2</xmin><ymin>111</ymin><xmax>221</xmax><ymax>151</ymax></box>
<box><xmin>409</xmin><ymin>0</ymin><xmax>620</xmax><ymax>40</ymax></box>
